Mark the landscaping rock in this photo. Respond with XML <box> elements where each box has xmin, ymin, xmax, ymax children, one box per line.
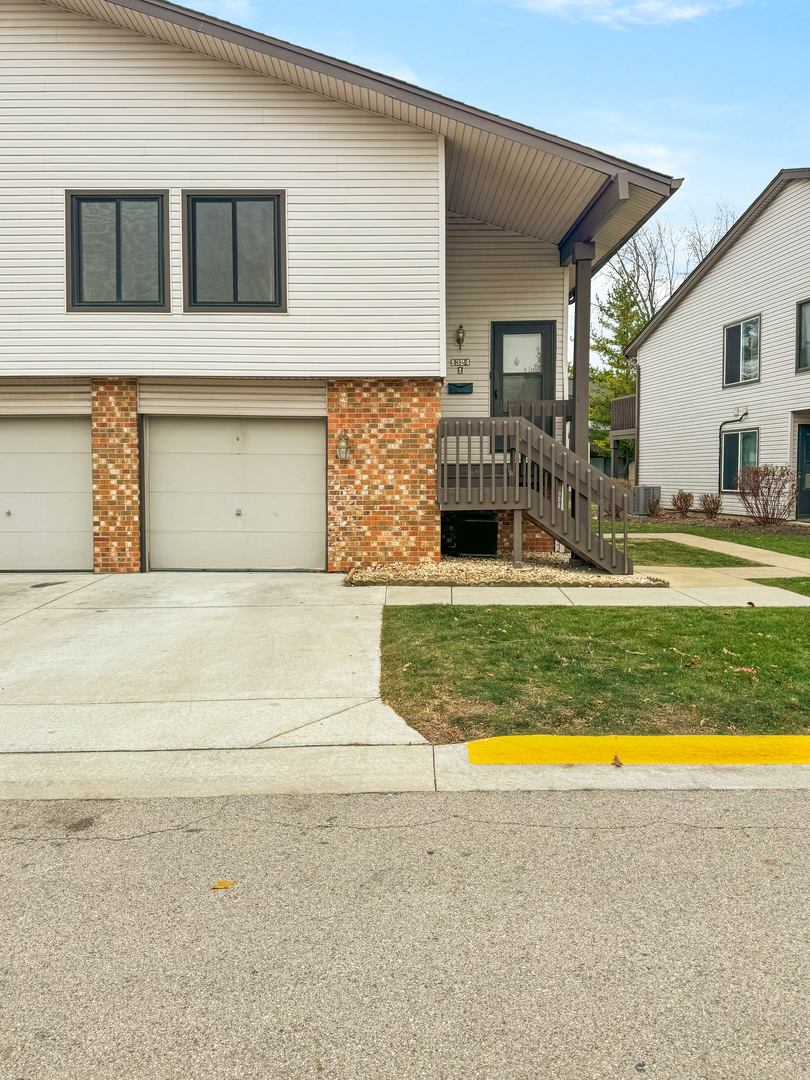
<box><xmin>346</xmin><ymin>552</ymin><xmax>668</xmax><ymax>588</ymax></box>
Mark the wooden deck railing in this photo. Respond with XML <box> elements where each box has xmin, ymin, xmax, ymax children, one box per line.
<box><xmin>437</xmin><ymin>415</ymin><xmax>633</xmax><ymax>575</ymax></box>
<box><xmin>508</xmin><ymin>398</ymin><xmax>574</xmax><ymax>429</ymax></box>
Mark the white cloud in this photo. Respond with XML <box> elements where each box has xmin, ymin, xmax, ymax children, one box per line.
<box><xmin>511</xmin><ymin>0</ymin><xmax>742</xmax><ymax>26</ymax></box>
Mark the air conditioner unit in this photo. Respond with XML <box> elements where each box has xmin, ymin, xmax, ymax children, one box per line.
<box><xmin>632</xmin><ymin>485</ymin><xmax>660</xmax><ymax>517</ymax></box>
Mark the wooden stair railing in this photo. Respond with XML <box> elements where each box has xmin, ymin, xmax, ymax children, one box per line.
<box><xmin>437</xmin><ymin>416</ymin><xmax>633</xmax><ymax>575</ymax></box>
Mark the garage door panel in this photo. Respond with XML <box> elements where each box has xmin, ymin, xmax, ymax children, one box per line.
<box><xmin>0</xmin><ymin>452</ymin><xmax>92</xmax><ymax>493</ymax></box>
<box><xmin>147</xmin><ymin>416</ymin><xmax>326</xmax><ymax>571</ymax></box>
<box><xmin>0</xmin><ymin>417</ymin><xmax>91</xmax><ymax>454</ymax></box>
<box><xmin>149</xmin><ymin>416</ymin><xmax>325</xmax><ymax>456</ymax></box>
<box><xmin>0</xmin><ymin>417</ymin><xmax>92</xmax><ymax>571</ymax></box>
<box><xmin>149</xmin><ymin>453</ymin><xmax>325</xmax><ymax>496</ymax></box>
<box><xmin>149</xmin><ymin>492</ymin><xmax>325</xmax><ymax>533</ymax></box>
<box><xmin>150</xmin><ymin>530</ymin><xmax>325</xmax><ymax>571</ymax></box>
<box><xmin>0</xmin><ymin>492</ymin><xmax>93</xmax><ymax>532</ymax></box>
<box><xmin>0</xmin><ymin>529</ymin><xmax>92</xmax><ymax>572</ymax></box>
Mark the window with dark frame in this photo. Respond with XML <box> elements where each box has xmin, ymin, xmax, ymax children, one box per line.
<box><xmin>186</xmin><ymin>194</ymin><xmax>283</xmax><ymax>310</ymax></box>
<box><xmin>69</xmin><ymin>194</ymin><xmax>166</xmax><ymax>309</ymax></box>
<box><xmin>721</xmin><ymin>428</ymin><xmax>759</xmax><ymax>491</ymax></box>
<box><xmin>798</xmin><ymin>300</ymin><xmax>810</xmax><ymax>371</ymax></box>
<box><xmin>723</xmin><ymin>316</ymin><xmax>759</xmax><ymax>385</ymax></box>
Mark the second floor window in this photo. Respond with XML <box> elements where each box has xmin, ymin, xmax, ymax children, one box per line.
<box><xmin>723</xmin><ymin>316</ymin><xmax>759</xmax><ymax>385</ymax></box>
<box><xmin>186</xmin><ymin>194</ymin><xmax>284</xmax><ymax>311</ymax></box>
<box><xmin>798</xmin><ymin>300</ymin><xmax>810</xmax><ymax>372</ymax></box>
<box><xmin>69</xmin><ymin>194</ymin><xmax>167</xmax><ymax>310</ymax></box>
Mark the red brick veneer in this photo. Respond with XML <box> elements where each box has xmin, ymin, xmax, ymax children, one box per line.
<box><xmin>496</xmin><ymin>510</ymin><xmax>555</xmax><ymax>554</ymax></box>
<box><xmin>91</xmin><ymin>378</ymin><xmax>141</xmax><ymax>573</ymax></box>
<box><xmin>327</xmin><ymin>378</ymin><xmax>442</xmax><ymax>570</ymax></box>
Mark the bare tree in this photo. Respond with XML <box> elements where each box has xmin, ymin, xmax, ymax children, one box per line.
<box><xmin>600</xmin><ymin>199</ymin><xmax>739</xmax><ymax>320</ymax></box>
<box><xmin>682</xmin><ymin>200</ymin><xmax>738</xmax><ymax>271</ymax></box>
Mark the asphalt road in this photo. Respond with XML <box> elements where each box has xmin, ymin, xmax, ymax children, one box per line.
<box><xmin>3</xmin><ymin>789</ymin><xmax>810</xmax><ymax>1079</ymax></box>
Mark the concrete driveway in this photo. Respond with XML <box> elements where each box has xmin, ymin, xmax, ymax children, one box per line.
<box><xmin>0</xmin><ymin>572</ymin><xmax>422</xmax><ymax>754</ymax></box>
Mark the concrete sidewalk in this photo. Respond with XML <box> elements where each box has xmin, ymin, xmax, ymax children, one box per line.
<box><xmin>634</xmin><ymin>530</ymin><xmax>810</xmax><ymax>573</ymax></box>
<box><xmin>6</xmin><ymin>743</ymin><xmax>810</xmax><ymax>800</ymax></box>
<box><xmin>380</xmin><ymin>530</ymin><xmax>810</xmax><ymax>606</ymax></box>
<box><xmin>382</xmin><ymin>580</ymin><xmax>810</xmax><ymax>606</ymax></box>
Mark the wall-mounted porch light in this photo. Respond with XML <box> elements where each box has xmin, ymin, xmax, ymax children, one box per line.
<box><xmin>455</xmin><ymin>324</ymin><xmax>465</xmax><ymax>349</ymax></box>
<box><xmin>335</xmin><ymin>433</ymin><xmax>351</xmax><ymax>461</ymax></box>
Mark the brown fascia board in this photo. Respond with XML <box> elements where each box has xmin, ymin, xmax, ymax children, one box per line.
<box><xmin>86</xmin><ymin>0</ymin><xmax>678</xmax><ymax>199</ymax></box>
<box><xmin>625</xmin><ymin>168</ymin><xmax>810</xmax><ymax>358</ymax></box>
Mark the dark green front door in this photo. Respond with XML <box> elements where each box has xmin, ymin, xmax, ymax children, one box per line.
<box><xmin>491</xmin><ymin>321</ymin><xmax>555</xmax><ymax>416</ymax></box>
<box><xmin>798</xmin><ymin>425</ymin><xmax>810</xmax><ymax>519</ymax></box>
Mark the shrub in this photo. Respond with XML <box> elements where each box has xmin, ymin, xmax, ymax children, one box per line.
<box><xmin>644</xmin><ymin>494</ymin><xmax>662</xmax><ymax>517</ymax></box>
<box><xmin>671</xmin><ymin>490</ymin><xmax>694</xmax><ymax>519</ymax></box>
<box><xmin>737</xmin><ymin>464</ymin><xmax>798</xmax><ymax>525</ymax></box>
<box><xmin>699</xmin><ymin>492</ymin><xmax>723</xmax><ymax>519</ymax></box>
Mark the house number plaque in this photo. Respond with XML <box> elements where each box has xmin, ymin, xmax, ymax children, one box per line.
<box><xmin>448</xmin><ymin>357</ymin><xmax>470</xmax><ymax>367</ymax></box>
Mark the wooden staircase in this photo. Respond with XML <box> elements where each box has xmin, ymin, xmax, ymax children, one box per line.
<box><xmin>438</xmin><ymin>415</ymin><xmax>633</xmax><ymax>575</ymax></box>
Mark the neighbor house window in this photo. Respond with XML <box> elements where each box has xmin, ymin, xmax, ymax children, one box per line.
<box><xmin>798</xmin><ymin>300</ymin><xmax>810</xmax><ymax>371</ymax></box>
<box><xmin>185</xmin><ymin>193</ymin><xmax>285</xmax><ymax>311</ymax></box>
<box><xmin>722</xmin><ymin>429</ymin><xmax>759</xmax><ymax>491</ymax></box>
<box><xmin>68</xmin><ymin>194</ymin><xmax>167</xmax><ymax>310</ymax></box>
<box><xmin>723</xmin><ymin>316</ymin><xmax>760</xmax><ymax>385</ymax></box>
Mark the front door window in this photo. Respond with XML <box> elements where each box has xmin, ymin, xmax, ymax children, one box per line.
<box><xmin>492</xmin><ymin>321</ymin><xmax>555</xmax><ymax>416</ymax></box>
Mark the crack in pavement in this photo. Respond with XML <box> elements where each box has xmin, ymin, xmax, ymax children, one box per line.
<box><xmin>3</xmin><ymin>810</ymin><xmax>810</xmax><ymax>843</ymax></box>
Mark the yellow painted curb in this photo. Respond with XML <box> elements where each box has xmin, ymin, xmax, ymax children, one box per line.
<box><xmin>467</xmin><ymin>735</ymin><xmax>810</xmax><ymax>766</ymax></box>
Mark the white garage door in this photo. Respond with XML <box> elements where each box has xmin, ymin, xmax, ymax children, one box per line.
<box><xmin>0</xmin><ymin>416</ymin><xmax>93</xmax><ymax>571</ymax></box>
<box><xmin>147</xmin><ymin>416</ymin><xmax>326</xmax><ymax>570</ymax></box>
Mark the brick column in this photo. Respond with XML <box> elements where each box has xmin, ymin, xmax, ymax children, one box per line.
<box><xmin>91</xmin><ymin>378</ymin><xmax>141</xmax><ymax>573</ymax></box>
<box><xmin>496</xmin><ymin>511</ymin><xmax>555</xmax><ymax>554</ymax></box>
<box><xmin>327</xmin><ymin>378</ymin><xmax>442</xmax><ymax>571</ymax></box>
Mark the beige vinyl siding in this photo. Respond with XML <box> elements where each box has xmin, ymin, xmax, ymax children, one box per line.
<box><xmin>0</xmin><ymin>379</ymin><xmax>91</xmax><ymax>414</ymax></box>
<box><xmin>0</xmin><ymin>0</ymin><xmax>443</xmax><ymax>379</ymax></box>
<box><xmin>637</xmin><ymin>179</ymin><xmax>810</xmax><ymax>515</ymax></box>
<box><xmin>442</xmin><ymin>214</ymin><xmax>568</xmax><ymax>418</ymax></box>
<box><xmin>137</xmin><ymin>379</ymin><xmax>327</xmax><ymax>416</ymax></box>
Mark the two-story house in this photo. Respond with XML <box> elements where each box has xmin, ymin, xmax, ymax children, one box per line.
<box><xmin>0</xmin><ymin>0</ymin><xmax>679</xmax><ymax>574</ymax></box>
<box><xmin>625</xmin><ymin>169</ymin><xmax>810</xmax><ymax>520</ymax></box>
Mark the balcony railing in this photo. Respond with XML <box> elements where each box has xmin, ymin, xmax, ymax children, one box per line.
<box><xmin>610</xmin><ymin>394</ymin><xmax>636</xmax><ymax>436</ymax></box>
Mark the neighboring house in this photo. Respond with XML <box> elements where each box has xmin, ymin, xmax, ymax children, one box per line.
<box><xmin>0</xmin><ymin>0</ymin><xmax>679</xmax><ymax>574</ymax></box>
<box><xmin>624</xmin><ymin>170</ymin><xmax>810</xmax><ymax>520</ymax></box>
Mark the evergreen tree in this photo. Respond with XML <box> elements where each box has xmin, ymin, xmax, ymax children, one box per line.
<box><xmin>589</xmin><ymin>278</ymin><xmax>647</xmax><ymax>461</ymax></box>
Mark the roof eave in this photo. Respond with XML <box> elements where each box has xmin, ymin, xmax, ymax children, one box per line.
<box><xmin>86</xmin><ymin>0</ymin><xmax>678</xmax><ymax>199</ymax></box>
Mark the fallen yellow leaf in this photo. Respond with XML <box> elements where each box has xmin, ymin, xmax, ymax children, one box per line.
<box><xmin>210</xmin><ymin>879</ymin><xmax>236</xmax><ymax>890</ymax></box>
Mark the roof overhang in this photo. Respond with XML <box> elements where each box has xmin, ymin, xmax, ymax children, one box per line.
<box><xmin>626</xmin><ymin>168</ymin><xmax>810</xmax><ymax>357</ymax></box>
<box><xmin>39</xmin><ymin>0</ymin><xmax>681</xmax><ymax>274</ymax></box>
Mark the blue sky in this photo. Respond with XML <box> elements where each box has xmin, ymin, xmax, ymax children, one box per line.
<box><xmin>202</xmin><ymin>0</ymin><xmax>808</xmax><ymax>228</ymax></box>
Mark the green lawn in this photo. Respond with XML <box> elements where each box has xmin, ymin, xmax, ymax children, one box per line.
<box><xmin>749</xmin><ymin>577</ymin><xmax>810</xmax><ymax>597</ymax></box>
<box><xmin>381</xmin><ymin>606</ymin><xmax>810</xmax><ymax>743</ymax></box>
<box><xmin>625</xmin><ymin>522</ymin><xmax>810</xmax><ymax>560</ymax></box>
<box><xmin>626</xmin><ymin>538</ymin><xmax>761</xmax><ymax>567</ymax></box>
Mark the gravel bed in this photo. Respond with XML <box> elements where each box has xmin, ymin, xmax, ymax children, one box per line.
<box><xmin>346</xmin><ymin>551</ymin><xmax>668</xmax><ymax>588</ymax></box>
